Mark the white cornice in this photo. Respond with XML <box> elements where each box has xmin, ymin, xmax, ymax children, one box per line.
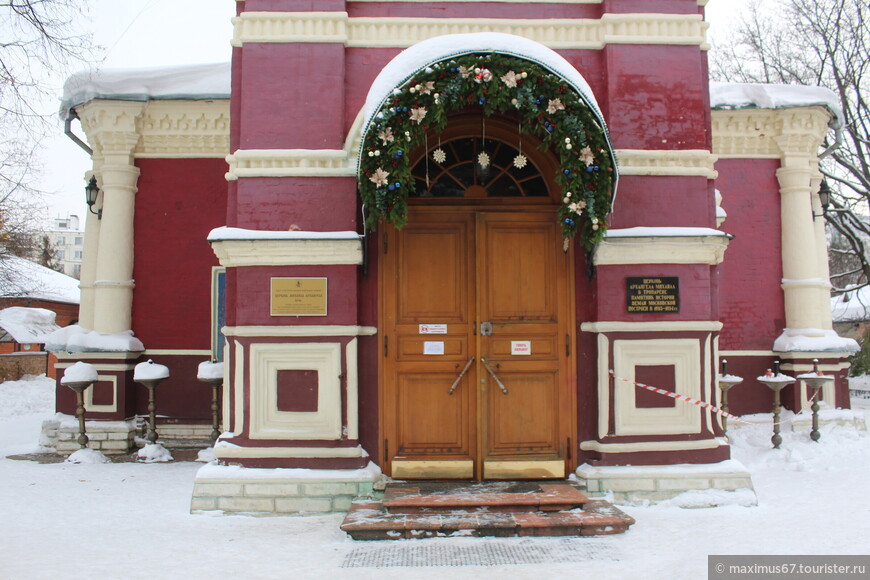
<box><xmin>226</xmin><ymin>147</ymin><xmax>718</xmax><ymax>180</ymax></box>
<box><xmin>210</xmin><ymin>238</ymin><xmax>363</xmax><ymax>267</ymax></box>
<box><xmin>581</xmin><ymin>321</ymin><xmax>723</xmax><ymax>333</ymax></box>
<box><xmin>225</xmin><ymin>149</ymin><xmax>356</xmax><ymax>181</ymax></box>
<box><xmin>222</xmin><ymin>325</ymin><xmax>377</xmax><ymax>337</ymax></box>
<box><xmin>617</xmin><ymin>149</ymin><xmax>717</xmax><ymax>179</ymax></box>
<box><xmin>76</xmin><ymin>99</ymin><xmax>230</xmax><ymax>160</ymax></box>
<box><xmin>137</xmin><ymin>101</ymin><xmax>230</xmax><ymax>159</ymax></box>
<box><xmin>711</xmin><ymin>107</ymin><xmax>832</xmax><ymax>160</ymax></box>
<box><xmin>232</xmin><ymin>12</ymin><xmax>709</xmax><ymax>49</ymax></box>
<box><xmin>593</xmin><ymin>233</ymin><xmax>730</xmax><ymax>266</ymax></box>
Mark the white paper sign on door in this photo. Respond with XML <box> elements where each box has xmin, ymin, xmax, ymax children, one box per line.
<box><xmin>511</xmin><ymin>341</ymin><xmax>532</xmax><ymax>355</ymax></box>
<box><xmin>423</xmin><ymin>341</ymin><xmax>445</xmax><ymax>355</ymax></box>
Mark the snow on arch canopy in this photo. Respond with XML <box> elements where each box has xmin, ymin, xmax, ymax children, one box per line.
<box><xmin>358</xmin><ymin>32</ymin><xmax>619</xmax><ymax>249</ymax></box>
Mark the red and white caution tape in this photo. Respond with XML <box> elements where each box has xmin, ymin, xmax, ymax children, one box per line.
<box><xmin>609</xmin><ymin>370</ymin><xmax>748</xmax><ymax>424</ymax></box>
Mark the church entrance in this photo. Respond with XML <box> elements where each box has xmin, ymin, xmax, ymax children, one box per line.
<box><xmin>379</xmin><ymin>123</ymin><xmax>577</xmax><ymax>480</ymax></box>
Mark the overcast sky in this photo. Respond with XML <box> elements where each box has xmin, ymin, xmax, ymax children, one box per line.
<box><xmin>38</xmin><ymin>0</ymin><xmax>742</xmax><ymax>223</ymax></box>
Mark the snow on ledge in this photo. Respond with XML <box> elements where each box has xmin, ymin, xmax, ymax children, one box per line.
<box><xmin>604</xmin><ymin>227</ymin><xmax>729</xmax><ymax>239</ymax></box>
<box><xmin>773</xmin><ymin>328</ymin><xmax>859</xmax><ymax>353</ymax></box>
<box><xmin>577</xmin><ymin>458</ymin><xmax>751</xmax><ymax>477</ymax></box>
<box><xmin>207</xmin><ymin>226</ymin><xmax>361</xmax><ymax>242</ymax></box>
<box><xmin>710</xmin><ymin>82</ymin><xmax>843</xmax><ymax>129</ymax></box>
<box><xmin>61</xmin><ymin>62</ymin><xmax>231</xmax><ymax>116</ymax></box>
<box><xmin>194</xmin><ymin>461</ymin><xmax>382</xmax><ymax>482</ymax></box>
<box><xmin>0</xmin><ymin>307</ymin><xmax>60</xmax><ymax>344</ymax></box>
<box><xmin>831</xmin><ymin>286</ymin><xmax>870</xmax><ymax>323</ymax></box>
<box><xmin>45</xmin><ymin>325</ymin><xmax>145</xmax><ymax>353</ymax></box>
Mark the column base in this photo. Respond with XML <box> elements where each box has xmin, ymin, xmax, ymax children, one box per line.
<box><xmin>41</xmin><ymin>414</ymin><xmax>140</xmax><ymax>455</ymax></box>
<box><xmin>190</xmin><ymin>462</ymin><xmax>383</xmax><ymax>515</ymax></box>
<box><xmin>575</xmin><ymin>459</ymin><xmax>756</xmax><ymax>506</ymax></box>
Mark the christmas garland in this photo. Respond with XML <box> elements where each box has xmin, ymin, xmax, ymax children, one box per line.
<box><xmin>359</xmin><ymin>53</ymin><xmax>616</xmax><ymax>248</ymax></box>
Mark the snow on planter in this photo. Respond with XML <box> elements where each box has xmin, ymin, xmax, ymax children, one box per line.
<box><xmin>61</xmin><ymin>361</ymin><xmax>98</xmax><ymax>385</ymax></box>
<box><xmin>134</xmin><ymin>360</ymin><xmax>170</xmax><ymax>382</ymax></box>
<box><xmin>197</xmin><ymin>361</ymin><xmax>224</xmax><ymax>380</ymax></box>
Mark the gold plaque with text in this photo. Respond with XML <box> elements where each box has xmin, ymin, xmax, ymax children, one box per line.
<box><xmin>271</xmin><ymin>277</ymin><xmax>328</xmax><ymax>316</ymax></box>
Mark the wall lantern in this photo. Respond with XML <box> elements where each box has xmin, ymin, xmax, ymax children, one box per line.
<box><xmin>813</xmin><ymin>179</ymin><xmax>832</xmax><ymax>221</ymax></box>
<box><xmin>85</xmin><ymin>176</ymin><xmax>102</xmax><ymax>220</ymax></box>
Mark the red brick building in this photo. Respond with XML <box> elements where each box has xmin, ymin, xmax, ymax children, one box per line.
<box><xmin>52</xmin><ymin>0</ymin><xmax>854</xmax><ymax>512</ymax></box>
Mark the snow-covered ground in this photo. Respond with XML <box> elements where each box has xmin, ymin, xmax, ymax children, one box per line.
<box><xmin>1</xmin><ymin>375</ymin><xmax>869</xmax><ymax>580</ymax></box>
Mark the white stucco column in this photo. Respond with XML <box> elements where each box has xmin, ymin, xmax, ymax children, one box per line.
<box><xmin>77</xmin><ymin>165</ymin><xmax>103</xmax><ymax>329</ymax></box>
<box><xmin>76</xmin><ymin>101</ymin><xmax>144</xmax><ymax>335</ymax></box>
<box><xmin>810</xmin><ymin>173</ymin><xmax>835</xmax><ymax>331</ymax></box>
<box><xmin>93</xmin><ymin>162</ymin><xmax>140</xmax><ymax>333</ymax></box>
<box><xmin>776</xmin><ymin>154</ymin><xmax>828</xmax><ymax>331</ymax></box>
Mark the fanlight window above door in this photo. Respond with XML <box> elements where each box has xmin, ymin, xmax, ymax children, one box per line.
<box><xmin>411</xmin><ymin>136</ymin><xmax>549</xmax><ymax>198</ymax></box>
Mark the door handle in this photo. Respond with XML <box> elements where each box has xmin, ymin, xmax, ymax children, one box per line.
<box><xmin>480</xmin><ymin>321</ymin><xmax>493</xmax><ymax>336</ymax></box>
<box><xmin>481</xmin><ymin>357</ymin><xmax>509</xmax><ymax>395</ymax></box>
<box><xmin>447</xmin><ymin>357</ymin><xmax>475</xmax><ymax>395</ymax></box>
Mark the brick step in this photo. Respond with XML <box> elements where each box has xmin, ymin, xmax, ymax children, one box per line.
<box><xmin>383</xmin><ymin>482</ymin><xmax>590</xmax><ymax>513</ymax></box>
<box><xmin>340</xmin><ymin>499</ymin><xmax>635</xmax><ymax>540</ymax></box>
<box><xmin>340</xmin><ymin>481</ymin><xmax>635</xmax><ymax>540</ymax></box>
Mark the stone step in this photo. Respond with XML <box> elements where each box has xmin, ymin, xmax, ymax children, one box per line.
<box><xmin>383</xmin><ymin>481</ymin><xmax>590</xmax><ymax>513</ymax></box>
<box><xmin>340</xmin><ymin>499</ymin><xmax>635</xmax><ymax>540</ymax></box>
<box><xmin>340</xmin><ymin>481</ymin><xmax>635</xmax><ymax>540</ymax></box>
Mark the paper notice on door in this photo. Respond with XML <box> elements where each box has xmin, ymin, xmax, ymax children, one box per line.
<box><xmin>423</xmin><ymin>341</ymin><xmax>445</xmax><ymax>355</ymax></box>
<box><xmin>419</xmin><ymin>324</ymin><xmax>448</xmax><ymax>334</ymax></box>
<box><xmin>511</xmin><ymin>341</ymin><xmax>532</xmax><ymax>355</ymax></box>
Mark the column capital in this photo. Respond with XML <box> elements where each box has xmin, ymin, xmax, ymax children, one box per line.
<box><xmin>76</xmin><ymin>100</ymin><xmax>146</xmax><ymax>165</ymax></box>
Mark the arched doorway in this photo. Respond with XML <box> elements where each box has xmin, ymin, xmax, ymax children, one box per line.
<box><xmin>379</xmin><ymin>115</ymin><xmax>577</xmax><ymax>480</ymax></box>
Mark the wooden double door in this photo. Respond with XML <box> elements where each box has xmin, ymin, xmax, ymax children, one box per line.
<box><xmin>381</xmin><ymin>208</ymin><xmax>577</xmax><ymax>480</ymax></box>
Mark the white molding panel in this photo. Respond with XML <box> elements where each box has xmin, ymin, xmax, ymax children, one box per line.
<box><xmin>248</xmin><ymin>342</ymin><xmax>343</xmax><ymax>440</ymax></box>
<box><xmin>612</xmin><ymin>338</ymin><xmax>702</xmax><ymax>436</ymax></box>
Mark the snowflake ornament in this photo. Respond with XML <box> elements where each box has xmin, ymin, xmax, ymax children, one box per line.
<box><xmin>513</xmin><ymin>154</ymin><xmax>528</xmax><ymax>169</ymax></box>
<box><xmin>432</xmin><ymin>148</ymin><xmax>447</xmax><ymax>164</ymax></box>
<box><xmin>477</xmin><ymin>152</ymin><xmax>491</xmax><ymax>169</ymax></box>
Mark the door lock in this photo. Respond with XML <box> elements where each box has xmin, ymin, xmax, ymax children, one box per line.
<box><xmin>480</xmin><ymin>321</ymin><xmax>493</xmax><ymax>336</ymax></box>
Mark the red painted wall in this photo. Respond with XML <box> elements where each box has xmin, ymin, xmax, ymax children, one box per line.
<box><xmin>132</xmin><ymin>158</ymin><xmax>227</xmax><ymax>350</ymax></box>
<box><xmin>595</xmin><ymin>264</ymin><xmax>717</xmax><ymax>322</ymax></box>
<box><xmin>234</xmin><ymin>177</ymin><xmax>358</xmax><ymax>231</ymax></box>
<box><xmin>233</xmin><ymin>265</ymin><xmax>359</xmax><ymax>327</ymax></box>
<box><xmin>604</xmin><ymin>44</ymin><xmax>709</xmax><ymax>150</ymax></box>
<box><xmin>238</xmin><ymin>43</ymin><xmax>346</xmax><ymax>150</ymax></box>
<box><xmin>715</xmin><ymin>158</ymin><xmax>785</xmax><ymax>350</ymax></box>
<box><xmin>609</xmin><ymin>176</ymin><xmax>715</xmax><ymax>228</ymax></box>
